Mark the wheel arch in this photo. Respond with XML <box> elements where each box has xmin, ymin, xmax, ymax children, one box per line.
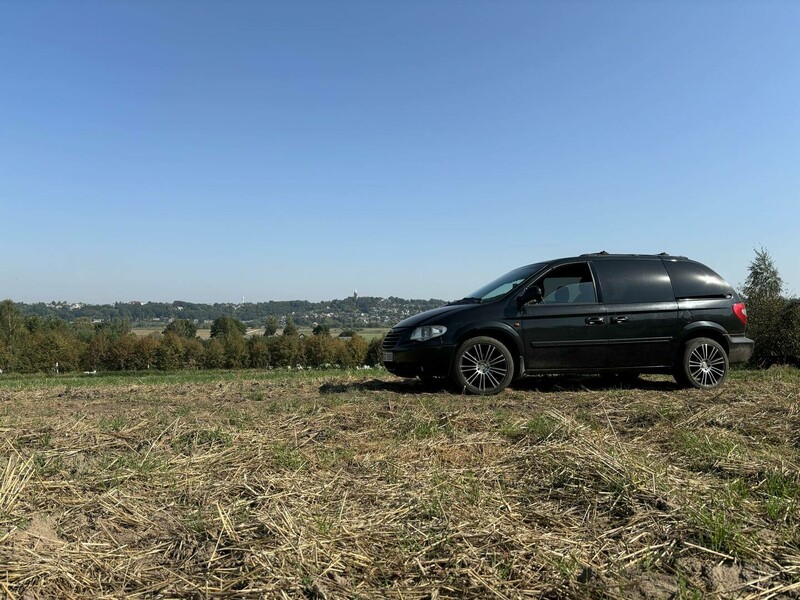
<box><xmin>677</xmin><ymin>322</ymin><xmax>730</xmax><ymax>355</ymax></box>
<box><xmin>453</xmin><ymin>323</ymin><xmax>524</xmax><ymax>377</ymax></box>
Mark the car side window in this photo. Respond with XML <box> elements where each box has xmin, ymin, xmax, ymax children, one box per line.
<box><xmin>663</xmin><ymin>260</ymin><xmax>732</xmax><ymax>299</ymax></box>
<box><xmin>593</xmin><ymin>259</ymin><xmax>673</xmax><ymax>303</ymax></box>
<box><xmin>538</xmin><ymin>263</ymin><xmax>597</xmax><ymax>304</ymax></box>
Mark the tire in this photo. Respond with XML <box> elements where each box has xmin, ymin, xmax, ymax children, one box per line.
<box><xmin>675</xmin><ymin>337</ymin><xmax>729</xmax><ymax>389</ymax></box>
<box><xmin>453</xmin><ymin>336</ymin><xmax>514</xmax><ymax>395</ymax></box>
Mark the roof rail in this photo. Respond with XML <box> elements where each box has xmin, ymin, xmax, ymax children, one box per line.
<box><xmin>580</xmin><ymin>250</ymin><xmax>610</xmax><ymax>256</ymax></box>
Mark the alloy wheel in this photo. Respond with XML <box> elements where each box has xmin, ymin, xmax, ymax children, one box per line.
<box><xmin>687</xmin><ymin>342</ymin><xmax>726</xmax><ymax>387</ymax></box>
<box><xmin>459</xmin><ymin>342</ymin><xmax>509</xmax><ymax>393</ymax></box>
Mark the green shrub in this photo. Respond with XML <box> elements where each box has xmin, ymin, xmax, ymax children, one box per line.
<box><xmin>247</xmin><ymin>336</ymin><xmax>271</xmax><ymax>368</ymax></box>
<box><xmin>267</xmin><ymin>335</ymin><xmax>303</xmax><ymax>367</ymax></box>
<box><xmin>304</xmin><ymin>334</ymin><xmax>340</xmax><ymax>367</ymax></box>
<box><xmin>365</xmin><ymin>336</ymin><xmax>384</xmax><ymax>366</ymax></box>
<box><xmin>743</xmin><ymin>248</ymin><xmax>800</xmax><ymax>367</ymax></box>
<box><xmin>339</xmin><ymin>334</ymin><xmax>369</xmax><ymax>368</ymax></box>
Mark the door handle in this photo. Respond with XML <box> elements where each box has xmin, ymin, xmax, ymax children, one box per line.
<box><xmin>585</xmin><ymin>316</ymin><xmax>605</xmax><ymax>325</ymax></box>
<box><xmin>611</xmin><ymin>316</ymin><xmax>629</xmax><ymax>324</ymax></box>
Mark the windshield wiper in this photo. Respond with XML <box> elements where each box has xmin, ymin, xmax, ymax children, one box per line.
<box><xmin>448</xmin><ymin>297</ymin><xmax>483</xmax><ymax>306</ymax></box>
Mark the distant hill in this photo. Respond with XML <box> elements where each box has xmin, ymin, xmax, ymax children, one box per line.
<box><xmin>14</xmin><ymin>297</ymin><xmax>448</xmax><ymax>328</ymax></box>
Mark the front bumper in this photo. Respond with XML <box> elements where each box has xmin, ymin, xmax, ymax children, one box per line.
<box><xmin>383</xmin><ymin>344</ymin><xmax>455</xmax><ymax>379</ymax></box>
<box><xmin>728</xmin><ymin>335</ymin><xmax>755</xmax><ymax>364</ymax></box>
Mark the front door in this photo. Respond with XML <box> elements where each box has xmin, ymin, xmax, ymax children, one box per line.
<box><xmin>519</xmin><ymin>262</ymin><xmax>607</xmax><ymax>371</ymax></box>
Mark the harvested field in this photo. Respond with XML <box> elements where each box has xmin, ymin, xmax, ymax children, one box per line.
<box><xmin>1</xmin><ymin>368</ymin><xmax>799</xmax><ymax>598</ymax></box>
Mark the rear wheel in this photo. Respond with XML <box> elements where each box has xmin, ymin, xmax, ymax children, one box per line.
<box><xmin>453</xmin><ymin>336</ymin><xmax>514</xmax><ymax>395</ymax></box>
<box><xmin>675</xmin><ymin>337</ymin><xmax>729</xmax><ymax>389</ymax></box>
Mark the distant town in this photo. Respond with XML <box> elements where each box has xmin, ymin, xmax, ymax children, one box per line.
<box><xmin>13</xmin><ymin>295</ymin><xmax>447</xmax><ymax>329</ymax></box>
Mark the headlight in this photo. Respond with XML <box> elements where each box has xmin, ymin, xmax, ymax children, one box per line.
<box><xmin>409</xmin><ymin>325</ymin><xmax>447</xmax><ymax>342</ymax></box>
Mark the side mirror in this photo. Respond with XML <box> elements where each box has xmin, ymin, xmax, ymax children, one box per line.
<box><xmin>517</xmin><ymin>285</ymin><xmax>543</xmax><ymax>307</ymax></box>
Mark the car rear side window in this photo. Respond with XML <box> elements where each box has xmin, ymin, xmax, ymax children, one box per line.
<box><xmin>663</xmin><ymin>260</ymin><xmax>731</xmax><ymax>299</ymax></box>
<box><xmin>594</xmin><ymin>259</ymin><xmax>673</xmax><ymax>303</ymax></box>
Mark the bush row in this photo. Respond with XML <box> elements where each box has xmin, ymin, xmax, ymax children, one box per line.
<box><xmin>0</xmin><ymin>303</ymin><xmax>385</xmax><ymax>373</ymax></box>
<box><xmin>2</xmin><ymin>330</ymin><xmax>384</xmax><ymax>373</ymax></box>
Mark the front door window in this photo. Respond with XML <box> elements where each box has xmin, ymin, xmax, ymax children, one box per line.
<box><xmin>539</xmin><ymin>263</ymin><xmax>597</xmax><ymax>304</ymax></box>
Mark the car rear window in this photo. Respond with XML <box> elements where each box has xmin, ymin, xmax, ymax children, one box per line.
<box><xmin>663</xmin><ymin>260</ymin><xmax>732</xmax><ymax>299</ymax></box>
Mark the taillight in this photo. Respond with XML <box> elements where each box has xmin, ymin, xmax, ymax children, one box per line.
<box><xmin>733</xmin><ymin>302</ymin><xmax>748</xmax><ymax>325</ymax></box>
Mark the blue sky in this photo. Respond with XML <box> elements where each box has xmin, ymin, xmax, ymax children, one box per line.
<box><xmin>2</xmin><ymin>1</ymin><xmax>798</xmax><ymax>303</ymax></box>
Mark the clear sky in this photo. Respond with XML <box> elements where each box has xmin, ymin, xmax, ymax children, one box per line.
<box><xmin>2</xmin><ymin>1</ymin><xmax>799</xmax><ymax>304</ymax></box>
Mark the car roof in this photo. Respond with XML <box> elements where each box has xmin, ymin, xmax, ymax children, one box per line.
<box><xmin>518</xmin><ymin>253</ymin><xmax>694</xmax><ymax>273</ymax></box>
<box><xmin>578</xmin><ymin>251</ymin><xmax>688</xmax><ymax>259</ymax></box>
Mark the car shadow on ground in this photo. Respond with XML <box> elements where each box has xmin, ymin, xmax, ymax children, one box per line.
<box><xmin>318</xmin><ymin>378</ymin><xmax>422</xmax><ymax>394</ymax></box>
<box><xmin>510</xmin><ymin>374</ymin><xmax>680</xmax><ymax>393</ymax></box>
<box><xmin>319</xmin><ymin>374</ymin><xmax>680</xmax><ymax>395</ymax></box>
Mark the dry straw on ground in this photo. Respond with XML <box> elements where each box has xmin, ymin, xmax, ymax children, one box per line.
<box><xmin>1</xmin><ymin>368</ymin><xmax>799</xmax><ymax>598</ymax></box>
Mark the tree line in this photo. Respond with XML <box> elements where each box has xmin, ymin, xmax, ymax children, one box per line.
<box><xmin>15</xmin><ymin>296</ymin><xmax>445</xmax><ymax>328</ymax></box>
<box><xmin>0</xmin><ymin>306</ymin><xmax>383</xmax><ymax>374</ymax></box>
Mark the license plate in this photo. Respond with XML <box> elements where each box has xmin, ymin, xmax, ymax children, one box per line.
<box><xmin>382</xmin><ymin>351</ymin><xmax>394</xmax><ymax>363</ymax></box>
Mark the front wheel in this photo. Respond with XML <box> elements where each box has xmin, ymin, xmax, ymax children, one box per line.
<box><xmin>453</xmin><ymin>336</ymin><xmax>514</xmax><ymax>395</ymax></box>
<box><xmin>675</xmin><ymin>337</ymin><xmax>729</xmax><ymax>389</ymax></box>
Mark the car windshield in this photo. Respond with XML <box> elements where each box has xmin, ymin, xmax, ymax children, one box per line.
<box><xmin>464</xmin><ymin>262</ymin><xmax>547</xmax><ymax>302</ymax></box>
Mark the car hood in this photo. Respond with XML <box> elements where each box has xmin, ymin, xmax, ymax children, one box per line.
<box><xmin>392</xmin><ymin>304</ymin><xmax>473</xmax><ymax>329</ymax></box>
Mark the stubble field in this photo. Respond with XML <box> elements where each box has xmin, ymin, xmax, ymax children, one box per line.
<box><xmin>1</xmin><ymin>367</ymin><xmax>799</xmax><ymax>598</ymax></box>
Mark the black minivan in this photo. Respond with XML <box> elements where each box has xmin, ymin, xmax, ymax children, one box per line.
<box><xmin>382</xmin><ymin>253</ymin><xmax>753</xmax><ymax>394</ymax></box>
